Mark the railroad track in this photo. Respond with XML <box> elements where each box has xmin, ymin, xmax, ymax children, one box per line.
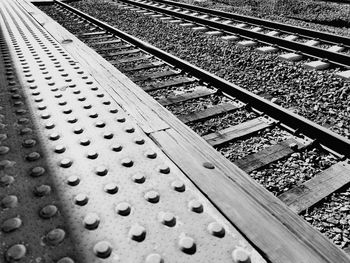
<box><xmin>110</xmin><ymin>0</ymin><xmax>350</xmax><ymax>75</ymax></box>
<box><xmin>39</xmin><ymin>0</ymin><xmax>350</xmax><ymax>249</ymax></box>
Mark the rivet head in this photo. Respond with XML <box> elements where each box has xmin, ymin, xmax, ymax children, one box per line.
<box><xmin>5</xmin><ymin>244</ymin><xmax>26</xmax><ymax>262</ymax></box>
<box><xmin>55</xmin><ymin>145</ymin><xmax>66</xmax><ymax>153</ymax></box>
<box><xmin>159</xmin><ymin>212</ymin><xmax>176</xmax><ymax>227</ymax></box>
<box><xmin>116</xmin><ymin>117</ymin><xmax>125</xmax><ymax>123</ymax></box>
<box><xmin>132</xmin><ymin>173</ymin><xmax>145</xmax><ymax>183</ymax></box>
<box><xmin>87</xmin><ymin>150</ymin><xmax>98</xmax><ymax>159</ymax></box>
<box><xmin>134</xmin><ymin>137</ymin><xmax>145</xmax><ymax>145</ymax></box>
<box><xmin>80</xmin><ymin>138</ymin><xmax>90</xmax><ymax>146</ymax></box>
<box><xmin>232</xmin><ymin>248</ymin><xmax>251</xmax><ymax>263</ymax></box>
<box><xmin>73</xmin><ymin>126</ymin><xmax>84</xmax><ymax>134</ymax></box>
<box><xmin>129</xmin><ymin>224</ymin><xmax>146</xmax><ymax>242</ymax></box>
<box><xmin>45</xmin><ymin>122</ymin><xmax>55</xmax><ymax>129</ymax></box>
<box><xmin>188</xmin><ymin>200</ymin><xmax>203</xmax><ymax>213</ymax></box>
<box><xmin>95</xmin><ymin>121</ymin><xmax>105</xmax><ymax>128</ymax></box>
<box><xmin>22</xmin><ymin>139</ymin><xmax>36</xmax><ymax>148</ymax></box>
<box><xmin>145</xmin><ymin>150</ymin><xmax>157</xmax><ymax>159</ymax></box>
<box><xmin>67</xmin><ymin>116</ymin><xmax>77</xmax><ymax>123</ymax></box>
<box><xmin>1</xmin><ymin>198</ymin><xmax>18</xmax><ymax>211</ymax></box>
<box><xmin>40</xmin><ymin>205</ymin><xmax>58</xmax><ymax>219</ymax></box>
<box><xmin>120</xmin><ymin>157</ymin><xmax>133</xmax><ymax>167</ymax></box>
<box><xmin>104</xmin><ymin>183</ymin><xmax>118</xmax><ymax>194</ymax></box>
<box><xmin>171</xmin><ymin>181</ymin><xmax>186</xmax><ymax>192</ymax></box>
<box><xmin>103</xmin><ymin>132</ymin><xmax>113</xmax><ymax>139</ymax></box>
<box><xmin>158</xmin><ymin>165</ymin><xmax>170</xmax><ymax>174</ymax></box>
<box><xmin>49</xmin><ymin>133</ymin><xmax>60</xmax><ymax>140</ymax></box>
<box><xmin>57</xmin><ymin>257</ymin><xmax>75</xmax><ymax>263</ymax></box>
<box><xmin>75</xmin><ymin>193</ymin><xmax>88</xmax><ymax>206</ymax></box>
<box><xmin>67</xmin><ymin>175</ymin><xmax>80</xmax><ymax>186</ymax></box>
<box><xmin>30</xmin><ymin>166</ymin><xmax>46</xmax><ymax>177</ymax></box>
<box><xmin>145</xmin><ymin>254</ymin><xmax>163</xmax><ymax>263</ymax></box>
<box><xmin>109</xmin><ymin>108</ymin><xmax>118</xmax><ymax>113</ymax></box>
<box><xmin>84</xmin><ymin>213</ymin><xmax>100</xmax><ymax>230</ymax></box>
<box><xmin>124</xmin><ymin>126</ymin><xmax>135</xmax><ymax>133</ymax></box>
<box><xmin>179</xmin><ymin>236</ymin><xmax>196</xmax><ymax>254</ymax></box>
<box><xmin>26</xmin><ymin>152</ymin><xmax>41</xmax><ymax>161</ymax></box>
<box><xmin>203</xmin><ymin>162</ymin><xmax>215</xmax><ymax>169</ymax></box>
<box><xmin>93</xmin><ymin>241</ymin><xmax>112</xmax><ymax>258</ymax></box>
<box><xmin>116</xmin><ymin>202</ymin><xmax>131</xmax><ymax>216</ymax></box>
<box><xmin>95</xmin><ymin>166</ymin><xmax>108</xmax><ymax>176</ymax></box>
<box><xmin>18</xmin><ymin>117</ymin><xmax>29</xmax><ymax>124</ymax></box>
<box><xmin>1</xmin><ymin>217</ymin><xmax>22</xmax><ymax>232</ymax></box>
<box><xmin>0</xmin><ymin>175</ymin><xmax>14</xmax><ymax>187</ymax></box>
<box><xmin>0</xmin><ymin>146</ymin><xmax>10</xmax><ymax>155</ymax></box>
<box><xmin>45</xmin><ymin>228</ymin><xmax>65</xmax><ymax>246</ymax></box>
<box><xmin>144</xmin><ymin>191</ymin><xmax>160</xmax><ymax>203</ymax></box>
<box><xmin>111</xmin><ymin>143</ymin><xmax>123</xmax><ymax>152</ymax></box>
<box><xmin>60</xmin><ymin>158</ymin><xmax>72</xmax><ymax>168</ymax></box>
<box><xmin>89</xmin><ymin>112</ymin><xmax>98</xmax><ymax>118</ymax></box>
<box><xmin>208</xmin><ymin>222</ymin><xmax>225</xmax><ymax>237</ymax></box>
<box><xmin>34</xmin><ymin>185</ymin><xmax>51</xmax><ymax>197</ymax></box>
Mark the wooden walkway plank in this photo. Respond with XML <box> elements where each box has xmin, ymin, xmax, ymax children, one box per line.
<box><xmin>278</xmin><ymin>161</ymin><xmax>350</xmax><ymax>214</ymax></box>
<box><xmin>178</xmin><ymin>103</ymin><xmax>240</xmax><ymax>123</ymax></box>
<box><xmin>234</xmin><ymin>137</ymin><xmax>312</xmax><ymax>173</ymax></box>
<box><xmin>157</xmin><ymin>87</ymin><xmax>216</xmax><ymax>106</ymax></box>
<box><xmin>203</xmin><ymin>117</ymin><xmax>275</xmax><ymax>147</ymax></box>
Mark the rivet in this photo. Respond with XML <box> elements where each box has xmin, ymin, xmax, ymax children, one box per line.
<box><xmin>48</xmin><ymin>81</ymin><xmax>55</xmax><ymax>86</ymax></box>
<box><xmin>75</xmin><ymin>193</ymin><xmax>88</xmax><ymax>206</ymax></box>
<box><xmin>121</xmin><ymin>158</ymin><xmax>133</xmax><ymax>167</ymax></box>
<box><xmin>103</xmin><ymin>100</ymin><xmax>111</xmax><ymax>105</ymax></box>
<box><xmin>103</xmin><ymin>132</ymin><xmax>113</xmax><ymax>139</ymax></box>
<box><xmin>30</xmin><ymin>166</ymin><xmax>46</xmax><ymax>177</ymax></box>
<box><xmin>111</xmin><ymin>143</ymin><xmax>122</xmax><ymax>152</ymax></box>
<box><xmin>95</xmin><ymin>166</ymin><xmax>108</xmax><ymax>176</ymax></box>
<box><xmin>45</xmin><ymin>122</ymin><xmax>55</xmax><ymax>129</ymax></box>
<box><xmin>1</xmin><ymin>195</ymin><xmax>18</xmax><ymax>208</ymax></box>
<box><xmin>134</xmin><ymin>138</ymin><xmax>145</xmax><ymax>145</ymax></box>
<box><xmin>5</xmin><ymin>244</ymin><xmax>26</xmax><ymax>262</ymax></box>
<box><xmin>67</xmin><ymin>116</ymin><xmax>77</xmax><ymax>123</ymax></box>
<box><xmin>89</xmin><ymin>112</ymin><xmax>98</xmax><ymax>118</ymax></box>
<box><xmin>115</xmin><ymin>202</ymin><xmax>131</xmax><ymax>216</ymax></box>
<box><xmin>179</xmin><ymin>236</ymin><xmax>196</xmax><ymax>254</ymax></box>
<box><xmin>45</xmin><ymin>228</ymin><xmax>65</xmax><ymax>246</ymax></box>
<box><xmin>63</xmin><ymin>108</ymin><xmax>72</xmax><ymax>114</ymax></box>
<box><xmin>40</xmin><ymin>205</ymin><xmax>58</xmax><ymax>219</ymax></box>
<box><xmin>78</xmin><ymin>96</ymin><xmax>86</xmax><ymax>101</ymax></box>
<box><xmin>188</xmin><ymin>200</ymin><xmax>203</xmax><ymax>213</ymax></box>
<box><xmin>109</xmin><ymin>108</ymin><xmax>118</xmax><ymax>113</ymax></box>
<box><xmin>145</xmin><ymin>150</ymin><xmax>157</xmax><ymax>159</ymax></box>
<box><xmin>95</xmin><ymin>121</ymin><xmax>105</xmax><ymax>128</ymax></box>
<box><xmin>0</xmin><ymin>146</ymin><xmax>10</xmax><ymax>155</ymax></box>
<box><xmin>145</xmin><ymin>254</ymin><xmax>164</xmax><ymax>263</ymax></box>
<box><xmin>83</xmin><ymin>104</ymin><xmax>92</xmax><ymax>109</ymax></box>
<box><xmin>159</xmin><ymin>212</ymin><xmax>176</xmax><ymax>227</ymax></box>
<box><xmin>84</xmin><ymin>213</ymin><xmax>100</xmax><ymax>230</ymax></box>
<box><xmin>16</xmin><ymin>109</ymin><xmax>27</xmax><ymax>115</ymax></box>
<box><xmin>97</xmin><ymin>93</ymin><xmax>104</xmax><ymax>98</ymax></box>
<box><xmin>124</xmin><ymin>126</ymin><xmax>135</xmax><ymax>133</ymax></box>
<box><xmin>116</xmin><ymin>117</ymin><xmax>125</xmax><ymax>122</ymax></box>
<box><xmin>132</xmin><ymin>173</ymin><xmax>145</xmax><ymax>183</ymax></box>
<box><xmin>80</xmin><ymin>138</ymin><xmax>90</xmax><ymax>146</ymax></box>
<box><xmin>37</xmin><ymin>104</ymin><xmax>47</xmax><ymax>110</ymax></box>
<box><xmin>129</xmin><ymin>224</ymin><xmax>146</xmax><ymax>242</ymax></box>
<box><xmin>208</xmin><ymin>222</ymin><xmax>225</xmax><ymax>237</ymax></box>
<box><xmin>23</xmin><ymin>139</ymin><xmax>36</xmax><ymax>148</ymax></box>
<box><xmin>2</xmin><ymin>217</ymin><xmax>22</xmax><ymax>232</ymax></box>
<box><xmin>171</xmin><ymin>181</ymin><xmax>186</xmax><ymax>192</ymax></box>
<box><xmin>73</xmin><ymin>126</ymin><xmax>84</xmax><ymax>134</ymax></box>
<box><xmin>158</xmin><ymin>165</ymin><xmax>170</xmax><ymax>174</ymax></box>
<box><xmin>41</xmin><ymin>112</ymin><xmax>51</xmax><ymax>119</ymax></box>
<box><xmin>232</xmin><ymin>248</ymin><xmax>251</xmax><ymax>263</ymax></box>
<box><xmin>87</xmin><ymin>150</ymin><xmax>98</xmax><ymax>159</ymax></box>
<box><xmin>60</xmin><ymin>158</ymin><xmax>72</xmax><ymax>168</ymax></box>
<box><xmin>144</xmin><ymin>191</ymin><xmax>160</xmax><ymax>203</ymax></box>
<box><xmin>49</xmin><ymin>133</ymin><xmax>60</xmax><ymax>140</ymax></box>
<box><xmin>58</xmin><ymin>100</ymin><xmax>67</xmax><ymax>106</ymax></box>
<box><xmin>26</xmin><ymin>152</ymin><xmax>41</xmax><ymax>161</ymax></box>
<box><xmin>57</xmin><ymin>257</ymin><xmax>75</xmax><ymax>263</ymax></box>
<box><xmin>55</xmin><ymin>145</ymin><xmax>66</xmax><ymax>153</ymax></box>
<box><xmin>104</xmin><ymin>183</ymin><xmax>118</xmax><ymax>194</ymax></box>
<box><xmin>34</xmin><ymin>185</ymin><xmax>51</xmax><ymax>197</ymax></box>
<box><xmin>203</xmin><ymin>162</ymin><xmax>215</xmax><ymax>169</ymax></box>
<box><xmin>18</xmin><ymin>117</ymin><xmax>29</xmax><ymax>124</ymax></box>
<box><xmin>93</xmin><ymin>241</ymin><xmax>112</xmax><ymax>258</ymax></box>
<box><xmin>87</xmin><ymin>81</ymin><xmax>94</xmax><ymax>85</ymax></box>
<box><xmin>67</xmin><ymin>175</ymin><xmax>80</xmax><ymax>186</ymax></box>
<box><xmin>0</xmin><ymin>175</ymin><xmax>14</xmax><ymax>187</ymax></box>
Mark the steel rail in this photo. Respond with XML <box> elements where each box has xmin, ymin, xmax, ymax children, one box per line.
<box><xmin>118</xmin><ymin>0</ymin><xmax>350</xmax><ymax>68</ymax></box>
<box><xmin>149</xmin><ymin>0</ymin><xmax>350</xmax><ymax>47</ymax></box>
<box><xmin>55</xmin><ymin>0</ymin><xmax>350</xmax><ymax>157</ymax></box>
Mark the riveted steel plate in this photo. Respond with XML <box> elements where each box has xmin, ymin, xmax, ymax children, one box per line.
<box><xmin>0</xmin><ymin>1</ymin><xmax>266</xmax><ymax>262</ymax></box>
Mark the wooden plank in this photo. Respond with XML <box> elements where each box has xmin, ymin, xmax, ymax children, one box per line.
<box><xmin>150</xmin><ymin>129</ymin><xmax>349</xmax><ymax>263</ymax></box>
<box><xmin>178</xmin><ymin>103</ymin><xmax>240</xmax><ymax>123</ymax></box>
<box><xmin>102</xmin><ymin>48</ymin><xmax>141</xmax><ymax>57</ymax></box>
<box><xmin>121</xmin><ymin>61</ymin><xmax>164</xmax><ymax>72</ymax></box>
<box><xmin>131</xmin><ymin>69</ymin><xmax>178</xmax><ymax>82</ymax></box>
<box><xmin>278</xmin><ymin>161</ymin><xmax>350</xmax><ymax>214</ymax></box>
<box><xmin>157</xmin><ymin>87</ymin><xmax>216</xmax><ymax>106</ymax></box>
<box><xmin>203</xmin><ymin>117</ymin><xmax>274</xmax><ymax>147</ymax></box>
<box><xmin>234</xmin><ymin>138</ymin><xmax>311</xmax><ymax>173</ymax></box>
<box><xmin>143</xmin><ymin>77</ymin><xmax>195</xmax><ymax>91</ymax></box>
<box><xmin>115</xmin><ymin>55</ymin><xmax>152</xmax><ymax>64</ymax></box>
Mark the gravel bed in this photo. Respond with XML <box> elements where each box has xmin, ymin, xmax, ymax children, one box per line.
<box><xmin>55</xmin><ymin>1</ymin><xmax>350</xmax><ymax>140</ymax></box>
<box><xmin>190</xmin><ymin>108</ymin><xmax>257</xmax><ymax>135</ymax></box>
<box><xmin>250</xmin><ymin>148</ymin><xmax>337</xmax><ymax>195</ymax></box>
<box><xmin>217</xmin><ymin>126</ymin><xmax>289</xmax><ymax>160</ymax></box>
